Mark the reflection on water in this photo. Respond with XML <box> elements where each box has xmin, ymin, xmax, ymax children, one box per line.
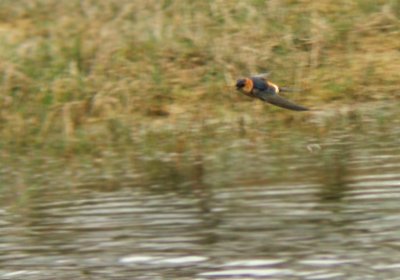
<box><xmin>1</xmin><ymin>108</ymin><xmax>400</xmax><ymax>279</ymax></box>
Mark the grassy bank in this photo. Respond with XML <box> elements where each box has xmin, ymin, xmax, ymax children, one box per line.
<box><xmin>0</xmin><ymin>0</ymin><xmax>399</xmax><ymax>150</ymax></box>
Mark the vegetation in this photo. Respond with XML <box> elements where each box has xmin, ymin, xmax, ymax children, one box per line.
<box><xmin>0</xmin><ymin>0</ymin><xmax>399</xmax><ymax>151</ymax></box>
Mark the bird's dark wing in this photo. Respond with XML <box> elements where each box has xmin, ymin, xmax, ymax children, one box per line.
<box><xmin>262</xmin><ymin>94</ymin><xmax>309</xmax><ymax>111</ymax></box>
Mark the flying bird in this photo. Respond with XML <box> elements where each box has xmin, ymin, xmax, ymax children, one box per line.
<box><xmin>235</xmin><ymin>75</ymin><xmax>309</xmax><ymax>111</ymax></box>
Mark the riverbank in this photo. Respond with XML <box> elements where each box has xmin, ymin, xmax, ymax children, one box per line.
<box><xmin>0</xmin><ymin>1</ymin><xmax>399</xmax><ymax>151</ymax></box>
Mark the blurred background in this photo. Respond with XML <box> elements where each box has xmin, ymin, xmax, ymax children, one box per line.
<box><xmin>0</xmin><ymin>1</ymin><xmax>400</xmax><ymax>279</ymax></box>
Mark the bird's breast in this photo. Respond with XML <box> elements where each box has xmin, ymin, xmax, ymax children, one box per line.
<box><xmin>243</xmin><ymin>78</ymin><xmax>254</xmax><ymax>94</ymax></box>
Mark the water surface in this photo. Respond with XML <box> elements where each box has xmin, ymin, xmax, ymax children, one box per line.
<box><xmin>1</xmin><ymin>106</ymin><xmax>400</xmax><ymax>279</ymax></box>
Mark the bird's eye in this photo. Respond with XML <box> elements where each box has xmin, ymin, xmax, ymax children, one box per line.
<box><xmin>236</xmin><ymin>79</ymin><xmax>246</xmax><ymax>88</ymax></box>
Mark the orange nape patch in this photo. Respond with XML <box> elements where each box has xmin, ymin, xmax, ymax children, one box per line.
<box><xmin>266</xmin><ymin>81</ymin><xmax>280</xmax><ymax>93</ymax></box>
<box><xmin>243</xmin><ymin>78</ymin><xmax>254</xmax><ymax>94</ymax></box>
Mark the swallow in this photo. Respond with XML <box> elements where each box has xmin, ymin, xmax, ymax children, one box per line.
<box><xmin>235</xmin><ymin>75</ymin><xmax>309</xmax><ymax>111</ymax></box>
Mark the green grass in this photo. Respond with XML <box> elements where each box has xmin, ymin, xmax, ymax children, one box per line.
<box><xmin>0</xmin><ymin>0</ymin><xmax>399</xmax><ymax>150</ymax></box>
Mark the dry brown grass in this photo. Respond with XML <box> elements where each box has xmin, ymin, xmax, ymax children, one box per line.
<box><xmin>0</xmin><ymin>0</ymin><xmax>399</xmax><ymax>148</ymax></box>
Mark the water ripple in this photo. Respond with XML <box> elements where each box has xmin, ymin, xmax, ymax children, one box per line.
<box><xmin>1</xmin><ymin>117</ymin><xmax>400</xmax><ymax>279</ymax></box>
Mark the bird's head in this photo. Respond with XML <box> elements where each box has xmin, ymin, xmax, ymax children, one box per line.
<box><xmin>235</xmin><ymin>79</ymin><xmax>246</xmax><ymax>90</ymax></box>
<box><xmin>235</xmin><ymin>78</ymin><xmax>254</xmax><ymax>95</ymax></box>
